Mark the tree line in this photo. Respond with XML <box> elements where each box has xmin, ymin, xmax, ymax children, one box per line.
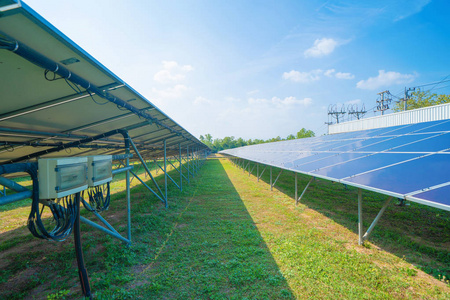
<box><xmin>392</xmin><ymin>89</ymin><xmax>450</xmax><ymax>111</ymax></box>
<box><xmin>200</xmin><ymin>128</ymin><xmax>315</xmax><ymax>153</ymax></box>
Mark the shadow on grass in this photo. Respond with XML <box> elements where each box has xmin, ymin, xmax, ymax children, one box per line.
<box><xmin>0</xmin><ymin>159</ymin><xmax>295</xmax><ymax>299</ymax></box>
<box><xmin>238</xmin><ymin>160</ymin><xmax>450</xmax><ymax>283</ymax></box>
<box><xmin>132</xmin><ymin>158</ymin><xmax>295</xmax><ymax>299</ymax></box>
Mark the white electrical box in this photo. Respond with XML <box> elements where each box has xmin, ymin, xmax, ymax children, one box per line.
<box><xmin>38</xmin><ymin>157</ymin><xmax>88</xmax><ymax>199</ymax></box>
<box><xmin>87</xmin><ymin>155</ymin><xmax>112</xmax><ymax>187</ymax></box>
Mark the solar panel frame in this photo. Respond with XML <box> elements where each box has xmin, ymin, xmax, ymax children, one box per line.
<box><xmin>221</xmin><ymin>119</ymin><xmax>450</xmax><ymax>212</ymax></box>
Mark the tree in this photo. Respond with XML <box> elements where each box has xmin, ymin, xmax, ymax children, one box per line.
<box><xmin>296</xmin><ymin>128</ymin><xmax>315</xmax><ymax>139</ymax></box>
<box><xmin>200</xmin><ymin>128</ymin><xmax>315</xmax><ymax>153</ymax></box>
<box><xmin>286</xmin><ymin>134</ymin><xmax>296</xmax><ymax>140</ymax></box>
<box><xmin>392</xmin><ymin>89</ymin><xmax>450</xmax><ymax>112</ymax></box>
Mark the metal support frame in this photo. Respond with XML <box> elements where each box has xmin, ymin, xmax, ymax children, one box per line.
<box><xmin>244</xmin><ymin>161</ymin><xmax>250</xmax><ymax>173</ymax></box>
<box><xmin>295</xmin><ymin>176</ymin><xmax>313</xmax><ymax>206</ymax></box>
<box><xmin>271</xmin><ymin>169</ymin><xmax>283</xmax><ymax>190</ymax></box>
<box><xmin>358</xmin><ymin>192</ymin><xmax>393</xmax><ymax>245</ymax></box>
<box><xmin>258</xmin><ymin>165</ymin><xmax>267</xmax><ymax>181</ymax></box>
<box><xmin>270</xmin><ymin>167</ymin><xmax>273</xmax><ymax>191</ymax></box>
<box><xmin>187</xmin><ymin>145</ymin><xmax>190</xmax><ymax>183</ymax></box>
<box><xmin>256</xmin><ymin>163</ymin><xmax>259</xmax><ymax>181</ymax></box>
<box><xmin>164</xmin><ymin>139</ymin><xmax>168</xmax><ymax>208</ymax></box>
<box><xmin>249</xmin><ymin>163</ymin><xmax>256</xmax><ymax>177</ymax></box>
<box><xmin>179</xmin><ymin>143</ymin><xmax>183</xmax><ymax>191</ymax></box>
<box><xmin>129</xmin><ymin>138</ymin><xmax>166</xmax><ymax>205</ymax></box>
<box><xmin>358</xmin><ymin>189</ymin><xmax>363</xmax><ymax>245</ymax></box>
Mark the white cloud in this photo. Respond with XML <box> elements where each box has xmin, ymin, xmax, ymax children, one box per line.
<box><xmin>271</xmin><ymin>96</ymin><xmax>312</xmax><ymax>108</ymax></box>
<box><xmin>225</xmin><ymin>96</ymin><xmax>241</xmax><ymax>103</ymax></box>
<box><xmin>248</xmin><ymin>96</ymin><xmax>312</xmax><ymax>108</ymax></box>
<box><xmin>193</xmin><ymin>96</ymin><xmax>212</xmax><ymax>105</ymax></box>
<box><xmin>304</xmin><ymin>38</ymin><xmax>338</xmax><ymax>58</ymax></box>
<box><xmin>282</xmin><ymin>69</ymin><xmax>322</xmax><ymax>83</ymax></box>
<box><xmin>153</xmin><ymin>60</ymin><xmax>194</xmax><ymax>83</ymax></box>
<box><xmin>247</xmin><ymin>89</ymin><xmax>260</xmax><ymax>95</ymax></box>
<box><xmin>248</xmin><ymin>97</ymin><xmax>269</xmax><ymax>105</ymax></box>
<box><xmin>152</xmin><ymin>84</ymin><xmax>189</xmax><ymax>98</ymax></box>
<box><xmin>324</xmin><ymin>69</ymin><xmax>335</xmax><ymax>77</ymax></box>
<box><xmin>284</xmin><ymin>68</ymin><xmax>354</xmax><ymax>82</ymax></box>
<box><xmin>345</xmin><ymin>99</ymin><xmax>361</xmax><ymax>105</ymax></box>
<box><xmin>335</xmin><ymin>72</ymin><xmax>355</xmax><ymax>79</ymax></box>
<box><xmin>356</xmin><ymin>70</ymin><xmax>416</xmax><ymax>90</ymax></box>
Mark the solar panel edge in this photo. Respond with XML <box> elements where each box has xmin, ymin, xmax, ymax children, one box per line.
<box><xmin>406</xmin><ymin>195</ymin><xmax>450</xmax><ymax>212</ymax></box>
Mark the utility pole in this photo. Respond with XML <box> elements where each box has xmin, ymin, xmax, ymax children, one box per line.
<box><xmin>347</xmin><ymin>104</ymin><xmax>367</xmax><ymax>120</ymax></box>
<box><xmin>401</xmin><ymin>87</ymin><xmax>415</xmax><ymax>111</ymax></box>
<box><xmin>327</xmin><ymin>104</ymin><xmax>346</xmax><ymax>124</ymax></box>
<box><xmin>376</xmin><ymin>90</ymin><xmax>391</xmax><ymax>115</ymax></box>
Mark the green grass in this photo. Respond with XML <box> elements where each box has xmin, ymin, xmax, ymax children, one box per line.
<box><xmin>0</xmin><ymin>157</ymin><xmax>449</xmax><ymax>299</ymax></box>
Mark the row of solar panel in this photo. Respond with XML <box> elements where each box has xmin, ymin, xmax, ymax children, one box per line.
<box><xmin>222</xmin><ymin>119</ymin><xmax>450</xmax><ymax>211</ymax></box>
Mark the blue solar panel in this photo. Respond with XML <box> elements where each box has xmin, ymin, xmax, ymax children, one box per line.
<box><xmin>355</xmin><ymin>133</ymin><xmax>436</xmax><ymax>152</ymax></box>
<box><xmin>388</xmin><ymin>133</ymin><xmax>450</xmax><ymax>152</ymax></box>
<box><xmin>377</xmin><ymin>121</ymin><xmax>444</xmax><ymax>136</ymax></box>
<box><xmin>414</xmin><ymin>119</ymin><xmax>450</xmax><ymax>133</ymax></box>
<box><xmin>221</xmin><ymin>119</ymin><xmax>450</xmax><ymax>211</ymax></box>
<box><xmin>312</xmin><ymin>153</ymin><xmax>422</xmax><ymax>180</ymax></box>
<box><xmin>296</xmin><ymin>153</ymin><xmax>369</xmax><ymax>173</ymax></box>
<box><xmin>343</xmin><ymin>154</ymin><xmax>450</xmax><ymax>196</ymax></box>
<box><xmin>409</xmin><ymin>185</ymin><xmax>450</xmax><ymax>207</ymax></box>
<box><xmin>331</xmin><ymin>137</ymin><xmax>391</xmax><ymax>152</ymax></box>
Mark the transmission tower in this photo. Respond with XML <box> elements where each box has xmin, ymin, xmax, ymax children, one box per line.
<box><xmin>347</xmin><ymin>104</ymin><xmax>367</xmax><ymax>120</ymax></box>
<box><xmin>376</xmin><ymin>90</ymin><xmax>392</xmax><ymax>115</ymax></box>
<box><xmin>328</xmin><ymin>104</ymin><xmax>346</xmax><ymax>124</ymax></box>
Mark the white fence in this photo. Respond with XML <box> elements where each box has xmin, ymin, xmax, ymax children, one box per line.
<box><xmin>328</xmin><ymin>103</ymin><xmax>450</xmax><ymax>134</ymax></box>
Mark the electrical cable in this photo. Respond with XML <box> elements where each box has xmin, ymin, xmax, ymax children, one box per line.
<box><xmin>81</xmin><ymin>182</ymin><xmax>111</xmax><ymax>212</ymax></box>
<box><xmin>27</xmin><ymin>194</ymin><xmax>79</xmax><ymax>241</ymax></box>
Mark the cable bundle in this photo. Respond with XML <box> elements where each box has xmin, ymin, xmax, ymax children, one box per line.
<box><xmin>82</xmin><ymin>182</ymin><xmax>110</xmax><ymax>212</ymax></box>
<box><xmin>27</xmin><ymin>193</ymin><xmax>79</xmax><ymax>241</ymax></box>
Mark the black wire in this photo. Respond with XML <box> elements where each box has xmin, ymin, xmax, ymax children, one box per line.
<box><xmin>87</xmin><ymin>90</ymin><xmax>109</xmax><ymax>105</ymax></box>
<box><xmin>64</xmin><ymin>78</ymin><xmax>83</xmax><ymax>95</ymax></box>
<box><xmin>44</xmin><ymin>69</ymin><xmax>63</xmax><ymax>81</ymax></box>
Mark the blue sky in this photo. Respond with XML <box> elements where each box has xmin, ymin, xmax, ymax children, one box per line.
<box><xmin>24</xmin><ymin>0</ymin><xmax>450</xmax><ymax>139</ymax></box>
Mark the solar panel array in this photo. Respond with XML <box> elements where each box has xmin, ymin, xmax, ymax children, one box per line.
<box><xmin>222</xmin><ymin>119</ymin><xmax>450</xmax><ymax>211</ymax></box>
<box><xmin>0</xmin><ymin>2</ymin><xmax>208</xmax><ymax>166</ymax></box>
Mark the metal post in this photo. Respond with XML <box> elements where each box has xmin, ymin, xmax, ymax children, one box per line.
<box><xmin>187</xmin><ymin>145</ymin><xmax>190</xmax><ymax>183</ymax></box>
<box><xmin>296</xmin><ymin>177</ymin><xmax>313</xmax><ymax>206</ymax></box>
<box><xmin>270</xmin><ymin>166</ymin><xmax>273</xmax><ymax>191</ymax></box>
<box><xmin>125</xmin><ymin>137</ymin><xmax>131</xmax><ymax>243</ymax></box>
<box><xmin>179</xmin><ymin>143</ymin><xmax>182</xmax><ymax>191</ymax></box>
<box><xmin>257</xmin><ymin>163</ymin><xmax>259</xmax><ymax>182</ymax></box>
<box><xmin>164</xmin><ymin>139</ymin><xmax>168</xmax><ymax>208</ymax></box>
<box><xmin>73</xmin><ymin>193</ymin><xmax>92</xmax><ymax>299</ymax></box>
<box><xmin>295</xmin><ymin>172</ymin><xmax>298</xmax><ymax>203</ymax></box>
<box><xmin>358</xmin><ymin>188</ymin><xmax>363</xmax><ymax>245</ymax></box>
<box><xmin>363</xmin><ymin>196</ymin><xmax>393</xmax><ymax>241</ymax></box>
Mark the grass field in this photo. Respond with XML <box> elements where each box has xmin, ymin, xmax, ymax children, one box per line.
<box><xmin>0</xmin><ymin>156</ymin><xmax>449</xmax><ymax>299</ymax></box>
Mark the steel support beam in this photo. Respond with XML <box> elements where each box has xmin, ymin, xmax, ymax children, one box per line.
<box><xmin>361</xmin><ymin>196</ymin><xmax>393</xmax><ymax>243</ymax></box>
<box><xmin>296</xmin><ymin>177</ymin><xmax>313</xmax><ymax>206</ymax></box>
<box><xmin>271</xmin><ymin>169</ymin><xmax>283</xmax><ymax>190</ymax></box>
<box><xmin>258</xmin><ymin>165</ymin><xmax>267</xmax><ymax>181</ymax></box>
<box><xmin>125</xmin><ymin>134</ymin><xmax>132</xmax><ymax>243</ymax></box>
<box><xmin>358</xmin><ymin>188</ymin><xmax>363</xmax><ymax>245</ymax></box>
<box><xmin>129</xmin><ymin>138</ymin><xmax>166</xmax><ymax>203</ymax></box>
<box><xmin>164</xmin><ymin>139</ymin><xmax>168</xmax><ymax>208</ymax></box>
<box><xmin>179</xmin><ymin>143</ymin><xmax>183</xmax><ymax>191</ymax></box>
<box><xmin>187</xmin><ymin>145</ymin><xmax>190</xmax><ymax>183</ymax></box>
<box><xmin>80</xmin><ymin>216</ymin><xmax>130</xmax><ymax>244</ymax></box>
<box><xmin>270</xmin><ymin>166</ymin><xmax>273</xmax><ymax>191</ymax></box>
<box><xmin>256</xmin><ymin>163</ymin><xmax>259</xmax><ymax>181</ymax></box>
<box><xmin>130</xmin><ymin>170</ymin><xmax>165</xmax><ymax>204</ymax></box>
<box><xmin>249</xmin><ymin>163</ymin><xmax>256</xmax><ymax>177</ymax></box>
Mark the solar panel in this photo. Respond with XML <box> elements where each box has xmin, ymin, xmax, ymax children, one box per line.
<box><xmin>0</xmin><ymin>3</ymin><xmax>208</xmax><ymax>164</ymax></box>
<box><xmin>221</xmin><ymin>119</ymin><xmax>450</xmax><ymax>212</ymax></box>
